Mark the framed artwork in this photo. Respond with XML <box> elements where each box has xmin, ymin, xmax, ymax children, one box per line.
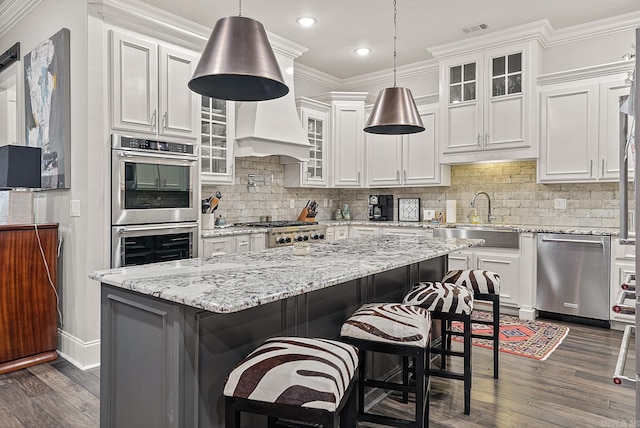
<box><xmin>24</xmin><ymin>28</ymin><xmax>71</xmax><ymax>189</ymax></box>
<box><xmin>398</xmin><ymin>198</ymin><xmax>420</xmax><ymax>222</ymax></box>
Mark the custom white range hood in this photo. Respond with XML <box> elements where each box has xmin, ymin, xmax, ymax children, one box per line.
<box><xmin>234</xmin><ymin>40</ymin><xmax>311</xmax><ymax>163</ymax></box>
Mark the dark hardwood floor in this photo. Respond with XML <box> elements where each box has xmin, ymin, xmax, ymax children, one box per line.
<box><xmin>0</xmin><ymin>320</ymin><xmax>634</xmax><ymax>427</ymax></box>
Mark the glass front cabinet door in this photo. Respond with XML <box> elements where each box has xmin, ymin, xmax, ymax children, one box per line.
<box><xmin>200</xmin><ymin>97</ymin><xmax>235</xmax><ymax>184</ymax></box>
<box><xmin>439</xmin><ymin>39</ymin><xmax>540</xmax><ymax>161</ymax></box>
<box><xmin>285</xmin><ymin>98</ymin><xmax>331</xmax><ymax>187</ymax></box>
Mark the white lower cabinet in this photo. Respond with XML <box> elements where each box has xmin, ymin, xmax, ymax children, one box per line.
<box><xmin>202</xmin><ymin>233</ymin><xmax>266</xmax><ymax>257</ymax></box>
<box><xmin>610</xmin><ymin>238</ymin><xmax>635</xmax><ymax>326</ymax></box>
<box><xmin>447</xmin><ymin>248</ymin><xmax>520</xmax><ymax>307</ymax></box>
<box><xmin>349</xmin><ymin>226</ymin><xmax>381</xmax><ymax>238</ymax></box>
<box><xmin>381</xmin><ymin>228</ymin><xmax>432</xmax><ymax>237</ymax></box>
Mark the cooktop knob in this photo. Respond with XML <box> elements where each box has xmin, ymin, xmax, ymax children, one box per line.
<box><xmin>319</xmin><ymin>234</ymin><xmax>325</xmax><ymax>239</ymax></box>
<box><xmin>285</xmin><ymin>237</ymin><xmax>292</xmax><ymax>243</ymax></box>
<box><xmin>276</xmin><ymin>237</ymin><xmax>287</xmax><ymax>244</ymax></box>
<box><xmin>303</xmin><ymin>235</ymin><xmax>309</xmax><ymax>241</ymax></box>
<box><xmin>295</xmin><ymin>235</ymin><xmax>304</xmax><ymax>242</ymax></box>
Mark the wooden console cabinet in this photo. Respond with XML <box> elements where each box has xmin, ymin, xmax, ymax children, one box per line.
<box><xmin>0</xmin><ymin>224</ymin><xmax>59</xmax><ymax>374</ymax></box>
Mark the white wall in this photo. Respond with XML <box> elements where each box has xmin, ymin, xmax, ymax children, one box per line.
<box><xmin>2</xmin><ymin>0</ymin><xmax>104</xmax><ymax>369</ymax></box>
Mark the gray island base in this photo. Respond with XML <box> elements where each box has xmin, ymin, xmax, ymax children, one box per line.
<box><xmin>91</xmin><ymin>235</ymin><xmax>484</xmax><ymax>427</ymax></box>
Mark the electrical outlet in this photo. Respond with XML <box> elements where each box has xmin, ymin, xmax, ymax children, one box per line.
<box><xmin>289</xmin><ymin>199</ymin><xmax>295</xmax><ymax>209</ymax></box>
<box><xmin>554</xmin><ymin>198</ymin><xmax>567</xmax><ymax>210</ymax></box>
<box><xmin>70</xmin><ymin>200</ymin><xmax>81</xmax><ymax>217</ymax></box>
<box><xmin>329</xmin><ymin>199</ymin><xmax>333</xmax><ymax>207</ymax></box>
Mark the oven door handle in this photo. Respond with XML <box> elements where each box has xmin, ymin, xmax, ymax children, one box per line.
<box><xmin>116</xmin><ymin>151</ymin><xmax>198</xmax><ymax>162</ymax></box>
<box><xmin>613</xmin><ymin>325</ymin><xmax>637</xmax><ymax>388</ymax></box>
<box><xmin>115</xmin><ymin>223</ymin><xmax>198</xmax><ymax>235</ymax></box>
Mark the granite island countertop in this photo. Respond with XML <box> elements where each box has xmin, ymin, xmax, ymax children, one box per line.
<box><xmin>200</xmin><ymin>221</ymin><xmax>621</xmax><ymax>238</ymax></box>
<box><xmin>90</xmin><ymin>235</ymin><xmax>483</xmax><ymax>314</ymax></box>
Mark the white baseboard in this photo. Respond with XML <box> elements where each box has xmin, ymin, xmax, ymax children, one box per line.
<box><xmin>518</xmin><ymin>307</ymin><xmax>536</xmax><ymax>320</ymax></box>
<box><xmin>57</xmin><ymin>329</ymin><xmax>101</xmax><ymax>370</ymax></box>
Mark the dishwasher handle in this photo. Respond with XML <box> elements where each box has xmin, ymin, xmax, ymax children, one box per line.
<box><xmin>613</xmin><ymin>325</ymin><xmax>637</xmax><ymax>387</ymax></box>
<box><xmin>540</xmin><ymin>237</ymin><xmax>604</xmax><ymax>246</ymax></box>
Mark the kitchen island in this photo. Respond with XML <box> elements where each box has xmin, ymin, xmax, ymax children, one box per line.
<box><xmin>91</xmin><ymin>235</ymin><xmax>483</xmax><ymax>427</ymax></box>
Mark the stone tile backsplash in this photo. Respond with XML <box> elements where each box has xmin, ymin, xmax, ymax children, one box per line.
<box><xmin>203</xmin><ymin>157</ymin><xmax>631</xmax><ymax>228</ymax></box>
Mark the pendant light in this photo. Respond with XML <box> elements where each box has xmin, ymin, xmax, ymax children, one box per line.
<box><xmin>364</xmin><ymin>0</ymin><xmax>424</xmax><ymax>134</ymax></box>
<box><xmin>188</xmin><ymin>0</ymin><xmax>289</xmax><ymax>101</ymax></box>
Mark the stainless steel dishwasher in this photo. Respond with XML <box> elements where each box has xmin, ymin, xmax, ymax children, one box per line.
<box><xmin>536</xmin><ymin>233</ymin><xmax>611</xmax><ymax>324</ymax></box>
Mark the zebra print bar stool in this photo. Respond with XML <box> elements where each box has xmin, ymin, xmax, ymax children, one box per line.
<box><xmin>442</xmin><ymin>269</ymin><xmax>501</xmax><ymax>379</ymax></box>
<box><xmin>340</xmin><ymin>303</ymin><xmax>431</xmax><ymax>427</ymax></box>
<box><xmin>403</xmin><ymin>282</ymin><xmax>473</xmax><ymax>415</ymax></box>
<box><xmin>223</xmin><ymin>337</ymin><xmax>359</xmax><ymax>428</ymax></box>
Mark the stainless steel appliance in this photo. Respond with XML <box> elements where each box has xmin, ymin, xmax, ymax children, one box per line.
<box><xmin>111</xmin><ymin>222</ymin><xmax>198</xmax><ymax>268</ymax></box>
<box><xmin>614</xmin><ymin>28</ymin><xmax>638</xmax><ymax>414</ymax></box>
<box><xmin>536</xmin><ymin>233</ymin><xmax>611</xmax><ymax>325</ymax></box>
<box><xmin>111</xmin><ymin>134</ymin><xmax>198</xmax><ymax>225</ymax></box>
<box><xmin>237</xmin><ymin>221</ymin><xmax>327</xmax><ymax>248</ymax></box>
<box><xmin>368</xmin><ymin>194</ymin><xmax>394</xmax><ymax>221</ymax></box>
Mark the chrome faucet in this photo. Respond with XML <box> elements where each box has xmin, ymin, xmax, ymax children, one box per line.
<box><xmin>471</xmin><ymin>191</ymin><xmax>496</xmax><ymax>224</ymax></box>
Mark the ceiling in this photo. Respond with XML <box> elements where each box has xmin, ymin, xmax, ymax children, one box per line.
<box><xmin>141</xmin><ymin>1</ymin><xmax>637</xmax><ymax>79</ymax></box>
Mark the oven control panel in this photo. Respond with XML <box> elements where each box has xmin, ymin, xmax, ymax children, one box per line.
<box><xmin>113</xmin><ymin>134</ymin><xmax>194</xmax><ymax>154</ymax></box>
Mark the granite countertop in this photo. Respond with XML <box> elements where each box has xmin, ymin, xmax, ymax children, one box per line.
<box><xmin>322</xmin><ymin>220</ymin><xmax>620</xmax><ymax>236</ymax></box>
<box><xmin>201</xmin><ymin>225</ymin><xmax>268</xmax><ymax>238</ymax></box>
<box><xmin>90</xmin><ymin>235</ymin><xmax>483</xmax><ymax>314</ymax></box>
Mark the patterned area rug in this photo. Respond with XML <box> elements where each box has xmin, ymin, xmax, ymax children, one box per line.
<box><xmin>451</xmin><ymin>312</ymin><xmax>570</xmax><ymax>361</ymax></box>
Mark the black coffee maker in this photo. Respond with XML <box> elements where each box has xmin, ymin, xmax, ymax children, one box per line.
<box><xmin>368</xmin><ymin>195</ymin><xmax>394</xmax><ymax>221</ymax></box>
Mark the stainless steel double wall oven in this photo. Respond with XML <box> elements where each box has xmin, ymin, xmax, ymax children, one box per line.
<box><xmin>111</xmin><ymin>134</ymin><xmax>198</xmax><ymax>267</ymax></box>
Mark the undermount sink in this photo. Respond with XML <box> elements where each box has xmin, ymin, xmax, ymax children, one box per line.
<box><xmin>433</xmin><ymin>225</ymin><xmax>519</xmax><ymax>249</ymax></box>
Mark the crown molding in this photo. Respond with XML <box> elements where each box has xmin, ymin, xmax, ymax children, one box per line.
<box><xmin>537</xmin><ymin>60</ymin><xmax>634</xmax><ymax>86</ymax></box>
<box><xmin>314</xmin><ymin>91</ymin><xmax>369</xmax><ymax>103</ymax></box>
<box><xmin>295</xmin><ymin>58</ymin><xmax>439</xmax><ymax>92</ymax></box>
<box><xmin>295</xmin><ymin>96</ymin><xmax>331</xmax><ymax>112</ymax></box>
<box><xmin>428</xmin><ymin>19</ymin><xmax>553</xmax><ymax>59</ymax></box>
<box><xmin>88</xmin><ymin>0</ymin><xmax>307</xmax><ymax>57</ymax></box>
<box><xmin>413</xmin><ymin>93</ymin><xmax>439</xmax><ymax>106</ymax></box>
<box><xmin>547</xmin><ymin>10</ymin><xmax>640</xmax><ymax>47</ymax></box>
<box><xmin>0</xmin><ymin>0</ymin><xmax>44</xmax><ymax>39</ymax></box>
<box><xmin>340</xmin><ymin>59</ymin><xmax>439</xmax><ymax>90</ymax></box>
<box><xmin>294</xmin><ymin>62</ymin><xmax>342</xmax><ymax>89</ymax></box>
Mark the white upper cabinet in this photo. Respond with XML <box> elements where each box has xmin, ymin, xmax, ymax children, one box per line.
<box><xmin>537</xmin><ymin>62</ymin><xmax>633</xmax><ymax>183</ymax></box>
<box><xmin>315</xmin><ymin>92</ymin><xmax>368</xmax><ymax>188</ymax></box>
<box><xmin>285</xmin><ymin>98</ymin><xmax>331</xmax><ymax>187</ymax></box>
<box><xmin>110</xmin><ymin>30</ymin><xmax>198</xmax><ymax>140</ymax></box>
<box><xmin>430</xmin><ymin>22</ymin><xmax>547</xmax><ymax>164</ymax></box>
<box><xmin>200</xmin><ymin>97</ymin><xmax>235</xmax><ymax>184</ymax></box>
<box><xmin>366</xmin><ymin>103</ymin><xmax>450</xmax><ymax>187</ymax></box>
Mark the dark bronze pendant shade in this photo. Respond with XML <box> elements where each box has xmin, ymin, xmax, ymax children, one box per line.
<box><xmin>364</xmin><ymin>87</ymin><xmax>424</xmax><ymax>134</ymax></box>
<box><xmin>188</xmin><ymin>16</ymin><xmax>289</xmax><ymax>101</ymax></box>
<box><xmin>364</xmin><ymin>0</ymin><xmax>424</xmax><ymax>135</ymax></box>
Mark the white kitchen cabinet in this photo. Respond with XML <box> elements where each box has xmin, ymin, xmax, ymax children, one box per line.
<box><xmin>610</xmin><ymin>238</ymin><xmax>635</xmax><ymax>327</ymax></box>
<box><xmin>447</xmin><ymin>248</ymin><xmax>520</xmax><ymax>307</ymax></box>
<box><xmin>349</xmin><ymin>226</ymin><xmax>380</xmax><ymax>238</ymax></box>
<box><xmin>325</xmin><ymin>225</ymin><xmax>349</xmax><ymax>242</ymax></box>
<box><xmin>437</xmin><ymin>40</ymin><xmax>541</xmax><ymax>164</ymax></box>
<box><xmin>538</xmin><ymin>83</ymin><xmax>600</xmax><ymax>182</ymax></box>
<box><xmin>599</xmin><ymin>80</ymin><xmax>633</xmax><ymax>180</ymax></box>
<box><xmin>285</xmin><ymin>98</ymin><xmax>331</xmax><ymax>187</ymax></box>
<box><xmin>381</xmin><ymin>228</ymin><xmax>431</xmax><ymax>237</ymax></box>
<box><xmin>202</xmin><ymin>236</ymin><xmax>237</xmax><ymax>257</ymax></box>
<box><xmin>366</xmin><ymin>104</ymin><xmax>450</xmax><ymax>187</ymax></box>
<box><xmin>200</xmin><ymin>96</ymin><xmax>235</xmax><ymax>184</ymax></box>
<box><xmin>315</xmin><ymin>93</ymin><xmax>367</xmax><ymax>188</ymax></box>
<box><xmin>537</xmin><ymin>62</ymin><xmax>632</xmax><ymax>183</ymax></box>
<box><xmin>201</xmin><ymin>233</ymin><xmax>266</xmax><ymax>257</ymax></box>
<box><xmin>110</xmin><ymin>30</ymin><xmax>198</xmax><ymax>140</ymax></box>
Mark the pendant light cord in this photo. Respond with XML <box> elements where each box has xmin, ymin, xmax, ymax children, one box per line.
<box><xmin>393</xmin><ymin>0</ymin><xmax>397</xmax><ymax>88</ymax></box>
<box><xmin>238</xmin><ymin>0</ymin><xmax>242</xmax><ymax>16</ymax></box>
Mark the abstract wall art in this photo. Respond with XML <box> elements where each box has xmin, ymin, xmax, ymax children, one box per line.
<box><xmin>24</xmin><ymin>28</ymin><xmax>70</xmax><ymax>189</ymax></box>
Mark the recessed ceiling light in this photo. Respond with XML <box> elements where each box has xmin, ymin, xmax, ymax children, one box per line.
<box><xmin>355</xmin><ymin>47</ymin><xmax>371</xmax><ymax>56</ymax></box>
<box><xmin>296</xmin><ymin>17</ymin><xmax>316</xmax><ymax>27</ymax></box>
